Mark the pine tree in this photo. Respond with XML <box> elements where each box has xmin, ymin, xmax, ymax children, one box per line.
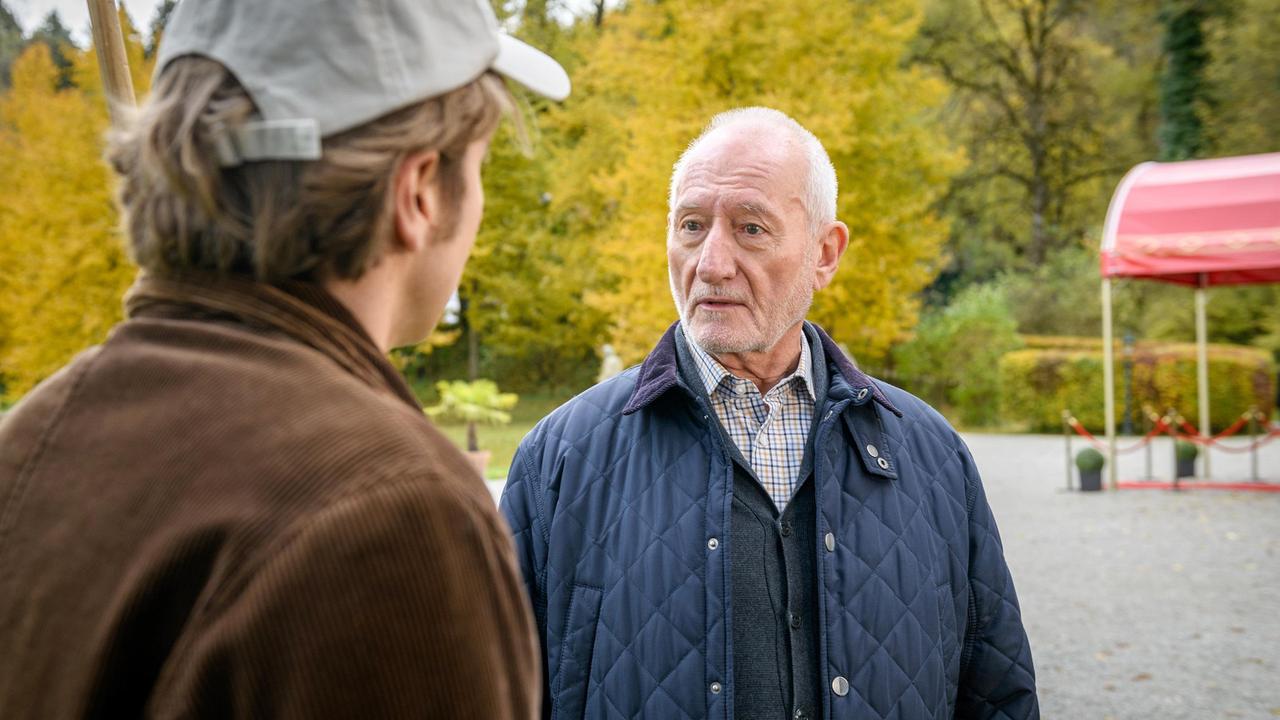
<box><xmin>146</xmin><ymin>0</ymin><xmax>177</xmax><ymax>58</ymax></box>
<box><xmin>1157</xmin><ymin>0</ymin><xmax>1216</xmax><ymax>161</ymax></box>
<box><xmin>29</xmin><ymin>10</ymin><xmax>76</xmax><ymax>89</ymax></box>
<box><xmin>0</xmin><ymin>1</ymin><xmax>22</xmax><ymax>88</ymax></box>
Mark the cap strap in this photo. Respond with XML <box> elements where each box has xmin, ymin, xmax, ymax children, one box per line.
<box><xmin>213</xmin><ymin>119</ymin><xmax>323</xmax><ymax>167</ymax></box>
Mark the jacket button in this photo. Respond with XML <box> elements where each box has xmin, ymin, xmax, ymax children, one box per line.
<box><xmin>877</xmin><ymin>457</ymin><xmax>890</xmax><ymax>470</ymax></box>
<box><xmin>832</xmin><ymin>675</ymin><xmax>849</xmax><ymax>696</ymax></box>
<box><xmin>865</xmin><ymin>444</ymin><xmax>879</xmax><ymax>458</ymax></box>
<box><xmin>780</xmin><ymin>521</ymin><xmax>793</xmax><ymax>537</ymax></box>
<box><xmin>856</xmin><ymin>388</ymin><xmax>869</xmax><ymax>401</ymax></box>
<box><xmin>707</xmin><ymin>537</ymin><xmax>719</xmax><ymax>550</ymax></box>
<box><xmin>789</xmin><ymin>612</ymin><xmax>801</xmax><ymax>629</ymax></box>
<box><xmin>824</xmin><ymin>532</ymin><xmax>835</xmax><ymax>552</ymax></box>
<box><xmin>710</xmin><ymin>682</ymin><xmax>722</xmax><ymax>695</ymax></box>
<box><xmin>793</xmin><ymin>710</ymin><xmax>808</xmax><ymax>720</ymax></box>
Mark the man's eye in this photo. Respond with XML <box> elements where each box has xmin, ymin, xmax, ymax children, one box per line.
<box><xmin>743</xmin><ymin>223</ymin><xmax>764</xmax><ymax>235</ymax></box>
<box><xmin>682</xmin><ymin>220</ymin><xmax>703</xmax><ymax>233</ymax></box>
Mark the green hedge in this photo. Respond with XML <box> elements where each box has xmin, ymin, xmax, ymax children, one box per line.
<box><xmin>999</xmin><ymin>343</ymin><xmax>1275</xmax><ymax>433</ymax></box>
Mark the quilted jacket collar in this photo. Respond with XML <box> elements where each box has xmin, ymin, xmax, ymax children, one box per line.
<box><xmin>623</xmin><ymin>321</ymin><xmax>901</xmax><ymax>417</ymax></box>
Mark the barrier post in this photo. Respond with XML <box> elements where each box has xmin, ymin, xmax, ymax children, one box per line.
<box><xmin>1250</xmin><ymin>407</ymin><xmax>1259</xmax><ymax>482</ymax></box>
<box><xmin>1063</xmin><ymin>410</ymin><xmax>1073</xmax><ymax>492</ymax></box>
<box><xmin>1169</xmin><ymin>408</ymin><xmax>1181</xmax><ymax>490</ymax></box>
<box><xmin>1102</xmin><ymin>278</ymin><xmax>1118</xmax><ymax>489</ymax></box>
<box><xmin>1143</xmin><ymin>408</ymin><xmax>1153</xmax><ymax>480</ymax></box>
<box><xmin>1195</xmin><ymin>279</ymin><xmax>1212</xmax><ymax>479</ymax></box>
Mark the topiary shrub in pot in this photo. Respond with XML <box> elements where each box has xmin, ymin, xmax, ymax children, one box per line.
<box><xmin>425</xmin><ymin>379</ymin><xmax>518</xmax><ymax>477</ymax></box>
<box><xmin>1175</xmin><ymin>440</ymin><xmax>1198</xmax><ymax>479</ymax></box>
<box><xmin>1075</xmin><ymin>447</ymin><xmax>1105</xmax><ymax>492</ymax></box>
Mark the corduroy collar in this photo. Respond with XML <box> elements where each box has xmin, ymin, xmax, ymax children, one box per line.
<box><xmin>123</xmin><ymin>272</ymin><xmax>420</xmax><ymax>409</ymax></box>
<box><xmin>622</xmin><ymin>321</ymin><xmax>901</xmax><ymax>417</ymax></box>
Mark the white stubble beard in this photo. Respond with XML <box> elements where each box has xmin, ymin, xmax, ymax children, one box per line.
<box><xmin>668</xmin><ymin>241</ymin><xmax>817</xmax><ymax>355</ymax></box>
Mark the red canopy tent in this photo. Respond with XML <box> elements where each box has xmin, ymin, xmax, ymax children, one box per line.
<box><xmin>1098</xmin><ymin>152</ymin><xmax>1280</xmax><ymax>486</ymax></box>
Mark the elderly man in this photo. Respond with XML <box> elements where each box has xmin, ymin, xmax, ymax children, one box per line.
<box><xmin>500</xmin><ymin>108</ymin><xmax>1038</xmax><ymax>720</ymax></box>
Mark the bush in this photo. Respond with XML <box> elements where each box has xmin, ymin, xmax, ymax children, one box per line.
<box><xmin>1075</xmin><ymin>447</ymin><xmax>1105</xmax><ymax>472</ymax></box>
<box><xmin>424</xmin><ymin>380</ymin><xmax>518</xmax><ymax>452</ymax></box>
<box><xmin>1022</xmin><ymin>335</ymin><xmax>1121</xmax><ymax>351</ymax></box>
<box><xmin>893</xmin><ymin>284</ymin><xmax>1023</xmax><ymax>427</ymax></box>
<box><xmin>1175</xmin><ymin>440</ymin><xmax>1199</xmax><ymax>461</ymax></box>
<box><xmin>999</xmin><ymin>342</ymin><xmax>1275</xmax><ymax>432</ymax></box>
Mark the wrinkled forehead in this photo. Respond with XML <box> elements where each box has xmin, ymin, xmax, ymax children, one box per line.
<box><xmin>673</xmin><ymin>126</ymin><xmax>807</xmax><ymax>210</ymax></box>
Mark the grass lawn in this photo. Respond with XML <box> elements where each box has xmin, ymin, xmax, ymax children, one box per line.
<box><xmin>428</xmin><ymin>391</ymin><xmax>576</xmax><ymax>480</ymax></box>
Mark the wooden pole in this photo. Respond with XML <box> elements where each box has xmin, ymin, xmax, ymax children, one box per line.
<box><xmin>86</xmin><ymin>0</ymin><xmax>136</xmax><ymax>123</ymax></box>
<box><xmin>1195</xmin><ymin>275</ymin><xmax>1212</xmax><ymax>479</ymax></box>
<box><xmin>1102</xmin><ymin>277</ymin><xmax>1118</xmax><ymax>489</ymax></box>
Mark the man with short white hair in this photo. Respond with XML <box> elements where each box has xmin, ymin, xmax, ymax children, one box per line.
<box><xmin>502</xmin><ymin>107</ymin><xmax>1038</xmax><ymax>719</ymax></box>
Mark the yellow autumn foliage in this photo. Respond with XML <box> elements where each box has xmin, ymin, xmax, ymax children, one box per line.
<box><xmin>0</xmin><ymin>11</ymin><xmax>152</xmax><ymax>402</ymax></box>
<box><xmin>1</xmin><ymin>2</ymin><xmax>960</xmax><ymax>398</ymax></box>
<box><xmin>547</xmin><ymin>0</ymin><xmax>962</xmax><ymax>364</ymax></box>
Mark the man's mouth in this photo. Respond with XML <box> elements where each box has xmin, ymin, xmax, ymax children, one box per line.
<box><xmin>695</xmin><ymin>298</ymin><xmax>744</xmax><ymax>312</ymax></box>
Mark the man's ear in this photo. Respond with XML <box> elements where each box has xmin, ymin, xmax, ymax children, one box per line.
<box><xmin>391</xmin><ymin>149</ymin><xmax>441</xmax><ymax>253</ymax></box>
<box><xmin>814</xmin><ymin>220</ymin><xmax>849</xmax><ymax>291</ymax></box>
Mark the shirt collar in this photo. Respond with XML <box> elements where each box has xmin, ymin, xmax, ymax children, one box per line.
<box><xmin>686</xmin><ymin>331</ymin><xmax>816</xmax><ymax>402</ymax></box>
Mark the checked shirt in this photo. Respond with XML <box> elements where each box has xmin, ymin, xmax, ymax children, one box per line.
<box><xmin>686</xmin><ymin>335</ymin><xmax>815</xmax><ymax>512</ymax></box>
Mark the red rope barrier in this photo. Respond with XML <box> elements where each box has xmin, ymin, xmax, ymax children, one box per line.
<box><xmin>1066</xmin><ymin>416</ymin><xmax>1167</xmax><ymax>454</ymax></box>
<box><xmin>1175</xmin><ymin>413</ymin><xmax>1268</xmax><ymax>447</ymax></box>
<box><xmin>1201</xmin><ymin>428</ymin><xmax>1280</xmax><ymax>454</ymax></box>
<box><xmin>1064</xmin><ymin>408</ymin><xmax>1276</xmax><ymax>455</ymax></box>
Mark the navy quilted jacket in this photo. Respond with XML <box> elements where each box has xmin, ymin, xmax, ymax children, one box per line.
<box><xmin>500</xmin><ymin>323</ymin><xmax>1037</xmax><ymax>719</ymax></box>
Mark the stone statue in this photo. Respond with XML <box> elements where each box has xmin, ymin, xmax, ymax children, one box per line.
<box><xmin>598</xmin><ymin>343</ymin><xmax>624</xmax><ymax>383</ymax></box>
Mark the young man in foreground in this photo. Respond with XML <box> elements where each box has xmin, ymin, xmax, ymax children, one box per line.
<box><xmin>0</xmin><ymin>0</ymin><xmax>569</xmax><ymax>716</ymax></box>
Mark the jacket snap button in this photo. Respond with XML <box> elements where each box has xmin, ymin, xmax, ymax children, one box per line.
<box><xmin>832</xmin><ymin>675</ymin><xmax>849</xmax><ymax>696</ymax></box>
<box><xmin>780</xmin><ymin>521</ymin><xmax>793</xmax><ymax>538</ymax></box>
<box><xmin>877</xmin><ymin>457</ymin><xmax>890</xmax><ymax>470</ymax></box>
<box><xmin>856</xmin><ymin>388</ymin><xmax>868</xmax><ymax>401</ymax></box>
<box><xmin>710</xmin><ymin>682</ymin><xmax>722</xmax><ymax>695</ymax></box>
<box><xmin>865</xmin><ymin>444</ymin><xmax>879</xmax><ymax>458</ymax></box>
<box><xmin>707</xmin><ymin>537</ymin><xmax>719</xmax><ymax>550</ymax></box>
<box><xmin>824</xmin><ymin>532</ymin><xmax>835</xmax><ymax>552</ymax></box>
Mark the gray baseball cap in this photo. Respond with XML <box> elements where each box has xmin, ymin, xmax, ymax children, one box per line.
<box><xmin>156</xmin><ymin>0</ymin><xmax>571</xmax><ymax>167</ymax></box>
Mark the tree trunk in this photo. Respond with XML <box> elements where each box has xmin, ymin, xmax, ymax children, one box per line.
<box><xmin>460</xmin><ymin>285</ymin><xmax>479</xmax><ymax>382</ymax></box>
<box><xmin>467</xmin><ymin>421</ymin><xmax>479</xmax><ymax>453</ymax></box>
<box><xmin>1030</xmin><ymin>176</ymin><xmax>1049</xmax><ymax>266</ymax></box>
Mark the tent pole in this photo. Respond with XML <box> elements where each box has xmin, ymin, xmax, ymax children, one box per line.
<box><xmin>1102</xmin><ymin>277</ymin><xmax>1118</xmax><ymax>489</ymax></box>
<box><xmin>87</xmin><ymin>0</ymin><xmax>137</xmax><ymax>124</ymax></box>
<box><xmin>1196</xmin><ymin>276</ymin><xmax>1211</xmax><ymax>479</ymax></box>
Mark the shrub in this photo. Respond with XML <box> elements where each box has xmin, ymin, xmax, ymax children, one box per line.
<box><xmin>424</xmin><ymin>380</ymin><xmax>518</xmax><ymax>452</ymax></box>
<box><xmin>1075</xmin><ymin>447</ymin><xmax>1105</xmax><ymax>472</ymax></box>
<box><xmin>999</xmin><ymin>343</ymin><xmax>1275</xmax><ymax>432</ymax></box>
<box><xmin>1175</xmin><ymin>440</ymin><xmax>1199</xmax><ymax>461</ymax></box>
<box><xmin>893</xmin><ymin>284</ymin><xmax>1023</xmax><ymax>427</ymax></box>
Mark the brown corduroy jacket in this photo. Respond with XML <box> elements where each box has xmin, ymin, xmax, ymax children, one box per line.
<box><xmin>0</xmin><ymin>273</ymin><xmax>540</xmax><ymax>719</ymax></box>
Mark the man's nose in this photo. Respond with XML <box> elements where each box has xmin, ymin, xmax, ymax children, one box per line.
<box><xmin>695</xmin><ymin>221</ymin><xmax>736</xmax><ymax>284</ymax></box>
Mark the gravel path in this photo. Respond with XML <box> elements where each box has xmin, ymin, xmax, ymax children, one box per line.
<box><xmin>486</xmin><ymin>432</ymin><xmax>1280</xmax><ymax>718</ymax></box>
<box><xmin>967</xmin><ymin>433</ymin><xmax>1280</xmax><ymax>720</ymax></box>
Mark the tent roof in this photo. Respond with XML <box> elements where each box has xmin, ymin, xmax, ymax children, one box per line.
<box><xmin>1100</xmin><ymin>152</ymin><xmax>1280</xmax><ymax>286</ymax></box>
